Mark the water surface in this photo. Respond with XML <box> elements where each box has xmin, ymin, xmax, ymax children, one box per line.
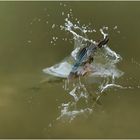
<box><xmin>0</xmin><ymin>1</ymin><xmax>140</xmax><ymax>138</ymax></box>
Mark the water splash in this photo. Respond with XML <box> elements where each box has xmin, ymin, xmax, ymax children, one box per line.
<box><xmin>57</xmin><ymin>102</ymin><xmax>92</xmax><ymax>122</ymax></box>
<box><xmin>43</xmin><ymin>9</ymin><xmax>124</xmax><ymax>122</ymax></box>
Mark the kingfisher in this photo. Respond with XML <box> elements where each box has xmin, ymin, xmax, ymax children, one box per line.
<box><xmin>68</xmin><ymin>36</ymin><xmax>109</xmax><ymax>79</ymax></box>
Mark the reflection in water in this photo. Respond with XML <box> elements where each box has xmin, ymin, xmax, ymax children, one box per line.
<box><xmin>43</xmin><ymin>9</ymin><xmax>124</xmax><ymax>122</ymax></box>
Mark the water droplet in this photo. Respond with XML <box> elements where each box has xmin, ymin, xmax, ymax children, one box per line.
<box><xmin>113</xmin><ymin>25</ymin><xmax>118</xmax><ymax>30</ymax></box>
<box><xmin>27</xmin><ymin>40</ymin><xmax>32</xmax><ymax>43</ymax></box>
<box><xmin>62</xmin><ymin>12</ymin><xmax>64</xmax><ymax>16</ymax></box>
<box><xmin>117</xmin><ymin>31</ymin><xmax>121</xmax><ymax>33</ymax></box>
<box><xmin>67</xmin><ymin>14</ymin><xmax>70</xmax><ymax>18</ymax></box>
<box><xmin>48</xmin><ymin>123</ymin><xmax>52</xmax><ymax>127</ymax></box>
<box><xmin>52</xmin><ymin>24</ymin><xmax>55</xmax><ymax>29</ymax></box>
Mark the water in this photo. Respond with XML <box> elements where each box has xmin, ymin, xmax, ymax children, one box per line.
<box><xmin>1</xmin><ymin>1</ymin><xmax>140</xmax><ymax>139</ymax></box>
<box><xmin>43</xmin><ymin>14</ymin><xmax>124</xmax><ymax>123</ymax></box>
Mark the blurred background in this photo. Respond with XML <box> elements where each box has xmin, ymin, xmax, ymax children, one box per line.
<box><xmin>0</xmin><ymin>1</ymin><xmax>140</xmax><ymax>138</ymax></box>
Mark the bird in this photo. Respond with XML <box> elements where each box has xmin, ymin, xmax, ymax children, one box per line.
<box><xmin>68</xmin><ymin>36</ymin><xmax>109</xmax><ymax>79</ymax></box>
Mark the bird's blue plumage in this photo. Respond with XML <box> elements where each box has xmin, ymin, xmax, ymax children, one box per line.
<box><xmin>68</xmin><ymin>36</ymin><xmax>109</xmax><ymax>78</ymax></box>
